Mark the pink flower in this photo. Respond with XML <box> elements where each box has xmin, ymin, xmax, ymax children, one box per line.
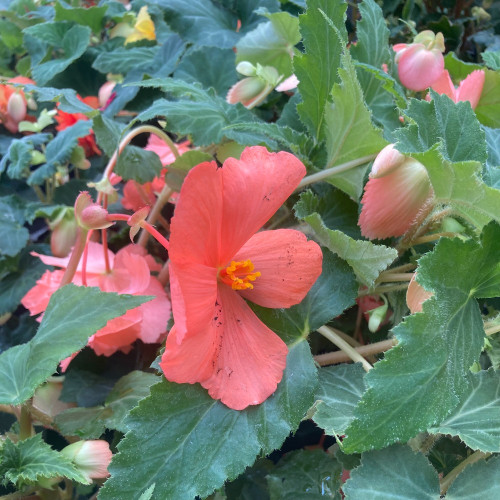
<box><xmin>394</xmin><ymin>31</ymin><xmax>445</xmax><ymax>91</ymax></box>
<box><xmin>275</xmin><ymin>74</ymin><xmax>299</xmax><ymax>93</ymax></box>
<box><xmin>121</xmin><ymin>136</ymin><xmax>190</xmax><ymax>212</ymax></box>
<box><xmin>159</xmin><ymin>146</ymin><xmax>323</xmax><ymax>410</ymax></box>
<box><xmin>359</xmin><ymin>144</ymin><xmax>433</xmax><ymax>240</ymax></box>
<box><xmin>61</xmin><ymin>440</ymin><xmax>112</xmax><ymax>482</ymax></box>
<box><xmin>430</xmin><ymin>69</ymin><xmax>485</xmax><ymax>109</ymax></box>
<box><xmin>406</xmin><ymin>273</ymin><xmax>433</xmax><ymax>314</ymax></box>
<box><xmin>22</xmin><ymin>242</ymin><xmax>170</xmax><ymax>357</ymax></box>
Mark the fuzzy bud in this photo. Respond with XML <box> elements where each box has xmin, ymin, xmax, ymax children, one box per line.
<box><xmin>74</xmin><ymin>191</ymin><xmax>113</xmax><ymax>231</ymax></box>
<box><xmin>7</xmin><ymin>92</ymin><xmax>27</xmax><ymax>123</ymax></box>
<box><xmin>50</xmin><ymin>213</ymin><xmax>78</xmax><ymax>257</ymax></box>
<box><xmin>61</xmin><ymin>440</ymin><xmax>112</xmax><ymax>483</ymax></box>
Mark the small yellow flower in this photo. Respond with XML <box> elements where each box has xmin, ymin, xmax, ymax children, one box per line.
<box><xmin>110</xmin><ymin>6</ymin><xmax>156</xmax><ymax>45</ymax></box>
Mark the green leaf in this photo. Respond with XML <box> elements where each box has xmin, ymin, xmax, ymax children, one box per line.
<box><xmin>115</xmin><ymin>145</ymin><xmax>163</xmax><ymax>184</ymax></box>
<box><xmin>54</xmin><ymin>0</ymin><xmax>107</xmax><ymax>34</ymax></box>
<box><xmin>252</xmin><ymin>250</ymin><xmax>357</xmax><ymax>344</ymax></box>
<box><xmin>174</xmin><ymin>46</ymin><xmax>236</xmax><ymax>96</ymax></box>
<box><xmin>92</xmin><ymin>46</ymin><xmax>160</xmax><ymax>74</ymax></box>
<box><xmin>342</xmin><ymin>445</ymin><xmax>440</xmax><ymax>500</ymax></box>
<box><xmin>236</xmin><ymin>11</ymin><xmax>300</xmax><ymax>77</ymax></box>
<box><xmin>55</xmin><ymin>371</ymin><xmax>159</xmax><ymax>438</ymax></box>
<box><xmin>0</xmin><ymin>434</ymin><xmax>87</xmax><ymax>487</ymax></box>
<box><xmin>23</xmin><ymin>22</ymin><xmax>91</xmax><ymax>85</ymax></box>
<box><xmin>446</xmin><ymin>455</ymin><xmax>500</xmax><ymax>499</ymax></box>
<box><xmin>482</xmin><ymin>51</ymin><xmax>500</xmax><ymax>71</ymax></box>
<box><xmin>475</xmin><ymin>68</ymin><xmax>500</xmax><ymax>128</ymax></box>
<box><xmin>0</xmin><ymin>195</ymin><xmax>29</xmax><ymax>257</ymax></box>
<box><xmin>99</xmin><ymin>341</ymin><xmax>317</xmax><ymax>500</ymax></box>
<box><xmin>24</xmin><ymin>85</ymin><xmax>98</xmax><ymax>114</ymax></box>
<box><xmin>93</xmin><ymin>114</ymin><xmax>125</xmax><ymax>158</ymax></box>
<box><xmin>294</xmin><ymin>0</ymin><xmax>347</xmax><ymax>139</ymax></box>
<box><xmin>294</xmin><ymin>191</ymin><xmax>397</xmax><ymax>286</ymax></box>
<box><xmin>133</xmin><ymin>79</ymin><xmax>256</xmax><ymax>146</ymax></box>
<box><xmin>322</xmin><ymin>49</ymin><xmax>387</xmax><ymax>199</ymax></box>
<box><xmin>395</xmin><ymin>92</ymin><xmax>487</xmax><ymax>164</ymax></box>
<box><xmin>411</xmin><ymin>147</ymin><xmax>500</xmax><ymax>230</ymax></box>
<box><xmin>28</xmin><ymin>120</ymin><xmax>93</xmax><ymax>186</ymax></box>
<box><xmin>312</xmin><ymin>364</ymin><xmax>366</xmax><ymax>437</ymax></box>
<box><xmin>428</xmin><ymin>369</ymin><xmax>500</xmax><ymax>452</ymax></box>
<box><xmin>165</xmin><ymin>150</ymin><xmax>213</xmax><ymax>192</ymax></box>
<box><xmin>343</xmin><ymin>223</ymin><xmax>500</xmax><ymax>453</ymax></box>
<box><xmin>0</xmin><ymin>285</ymin><xmax>151</xmax><ymax>405</ymax></box>
<box><xmin>266</xmin><ymin>450</ymin><xmax>342</xmax><ymax>499</ymax></box>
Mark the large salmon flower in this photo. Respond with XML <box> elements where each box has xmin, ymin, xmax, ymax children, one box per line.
<box><xmin>159</xmin><ymin>146</ymin><xmax>323</xmax><ymax>410</ymax></box>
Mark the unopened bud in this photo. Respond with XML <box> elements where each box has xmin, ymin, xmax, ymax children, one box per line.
<box><xmin>236</xmin><ymin>61</ymin><xmax>257</xmax><ymax>77</ymax></box>
<box><xmin>61</xmin><ymin>440</ymin><xmax>112</xmax><ymax>483</ymax></box>
<box><xmin>50</xmin><ymin>213</ymin><xmax>78</xmax><ymax>257</ymax></box>
<box><xmin>7</xmin><ymin>92</ymin><xmax>27</xmax><ymax>123</ymax></box>
<box><xmin>367</xmin><ymin>298</ymin><xmax>389</xmax><ymax>333</ymax></box>
<box><xmin>74</xmin><ymin>191</ymin><xmax>113</xmax><ymax>231</ymax></box>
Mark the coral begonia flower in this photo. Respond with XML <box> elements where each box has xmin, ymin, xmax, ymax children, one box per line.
<box><xmin>159</xmin><ymin>146</ymin><xmax>323</xmax><ymax>410</ymax></box>
<box><xmin>394</xmin><ymin>31</ymin><xmax>445</xmax><ymax>91</ymax></box>
<box><xmin>122</xmin><ymin>137</ymin><xmax>190</xmax><ymax>211</ymax></box>
<box><xmin>0</xmin><ymin>77</ymin><xmax>35</xmax><ymax>133</ymax></box>
<box><xmin>406</xmin><ymin>273</ymin><xmax>433</xmax><ymax>314</ymax></box>
<box><xmin>359</xmin><ymin>144</ymin><xmax>434</xmax><ymax>240</ymax></box>
<box><xmin>22</xmin><ymin>242</ymin><xmax>170</xmax><ymax>357</ymax></box>
<box><xmin>55</xmin><ymin>96</ymin><xmax>101</xmax><ymax>157</ymax></box>
<box><xmin>430</xmin><ymin>69</ymin><xmax>485</xmax><ymax>109</ymax></box>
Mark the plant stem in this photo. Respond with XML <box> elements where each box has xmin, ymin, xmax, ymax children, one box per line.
<box><xmin>411</xmin><ymin>231</ymin><xmax>457</xmax><ymax>245</ymax></box>
<box><xmin>297</xmin><ymin>154</ymin><xmax>377</xmax><ymax>190</ymax></box>
<box><xmin>357</xmin><ymin>283</ymin><xmax>409</xmax><ymax>297</ymax></box>
<box><xmin>485</xmin><ymin>323</ymin><xmax>500</xmax><ymax>336</ymax></box>
<box><xmin>19</xmin><ymin>405</ymin><xmax>33</xmax><ymax>440</ymax></box>
<box><xmin>375</xmin><ymin>272</ymin><xmax>414</xmax><ymax>283</ymax></box>
<box><xmin>158</xmin><ymin>259</ymin><xmax>170</xmax><ymax>287</ymax></box>
<box><xmin>314</xmin><ymin>338</ymin><xmax>396</xmax><ymax>366</ymax></box>
<box><xmin>317</xmin><ymin>326</ymin><xmax>373</xmax><ymax>372</ymax></box>
<box><xmin>440</xmin><ymin>451</ymin><xmax>491</xmax><ymax>495</ymax></box>
<box><xmin>137</xmin><ymin>186</ymin><xmax>173</xmax><ymax>248</ymax></box>
<box><xmin>58</xmin><ymin>228</ymin><xmax>88</xmax><ymax>288</ymax></box>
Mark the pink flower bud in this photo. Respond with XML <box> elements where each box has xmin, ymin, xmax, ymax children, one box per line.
<box><xmin>74</xmin><ymin>191</ymin><xmax>113</xmax><ymax>231</ymax></box>
<box><xmin>98</xmin><ymin>81</ymin><xmax>116</xmax><ymax>108</ymax></box>
<box><xmin>50</xmin><ymin>215</ymin><xmax>78</xmax><ymax>257</ymax></box>
<box><xmin>7</xmin><ymin>92</ymin><xmax>27</xmax><ymax>123</ymax></box>
<box><xmin>226</xmin><ymin>76</ymin><xmax>271</xmax><ymax>108</ymax></box>
<box><xmin>406</xmin><ymin>273</ymin><xmax>433</xmax><ymax>313</ymax></box>
<box><xmin>359</xmin><ymin>145</ymin><xmax>434</xmax><ymax>240</ymax></box>
<box><xmin>394</xmin><ymin>31</ymin><xmax>445</xmax><ymax>91</ymax></box>
<box><xmin>61</xmin><ymin>440</ymin><xmax>112</xmax><ymax>482</ymax></box>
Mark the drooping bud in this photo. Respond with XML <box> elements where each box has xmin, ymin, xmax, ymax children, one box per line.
<box><xmin>7</xmin><ymin>92</ymin><xmax>27</xmax><ymax>123</ymax></box>
<box><xmin>50</xmin><ymin>211</ymin><xmax>78</xmax><ymax>257</ymax></box>
<box><xmin>98</xmin><ymin>80</ymin><xmax>116</xmax><ymax>108</ymax></box>
<box><xmin>235</xmin><ymin>61</ymin><xmax>257</xmax><ymax>77</ymax></box>
<box><xmin>358</xmin><ymin>145</ymin><xmax>434</xmax><ymax>240</ymax></box>
<box><xmin>406</xmin><ymin>273</ymin><xmax>433</xmax><ymax>314</ymax></box>
<box><xmin>394</xmin><ymin>31</ymin><xmax>445</xmax><ymax>91</ymax></box>
<box><xmin>61</xmin><ymin>440</ymin><xmax>112</xmax><ymax>483</ymax></box>
<box><xmin>367</xmin><ymin>298</ymin><xmax>389</xmax><ymax>333</ymax></box>
<box><xmin>74</xmin><ymin>191</ymin><xmax>113</xmax><ymax>231</ymax></box>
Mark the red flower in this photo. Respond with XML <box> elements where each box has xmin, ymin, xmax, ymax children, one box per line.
<box><xmin>159</xmin><ymin>146</ymin><xmax>323</xmax><ymax>410</ymax></box>
<box><xmin>55</xmin><ymin>96</ymin><xmax>101</xmax><ymax>157</ymax></box>
<box><xmin>22</xmin><ymin>242</ymin><xmax>170</xmax><ymax>358</ymax></box>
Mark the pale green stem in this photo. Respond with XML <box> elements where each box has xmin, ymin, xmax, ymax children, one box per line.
<box><xmin>485</xmin><ymin>323</ymin><xmax>500</xmax><ymax>336</ymax></box>
<box><xmin>19</xmin><ymin>405</ymin><xmax>33</xmax><ymax>440</ymax></box>
<box><xmin>297</xmin><ymin>154</ymin><xmax>377</xmax><ymax>190</ymax></box>
<box><xmin>58</xmin><ymin>228</ymin><xmax>88</xmax><ymax>288</ymax></box>
<box><xmin>314</xmin><ymin>338</ymin><xmax>396</xmax><ymax>366</ymax></box>
<box><xmin>440</xmin><ymin>451</ymin><xmax>491</xmax><ymax>495</ymax></box>
<box><xmin>317</xmin><ymin>326</ymin><xmax>373</xmax><ymax>372</ymax></box>
<box><xmin>357</xmin><ymin>283</ymin><xmax>409</xmax><ymax>297</ymax></box>
<box><xmin>375</xmin><ymin>272</ymin><xmax>414</xmax><ymax>283</ymax></box>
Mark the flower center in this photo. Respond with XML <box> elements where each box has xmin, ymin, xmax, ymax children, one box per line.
<box><xmin>219</xmin><ymin>259</ymin><xmax>261</xmax><ymax>290</ymax></box>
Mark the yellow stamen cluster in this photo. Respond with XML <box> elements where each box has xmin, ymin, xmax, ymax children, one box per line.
<box><xmin>219</xmin><ymin>260</ymin><xmax>261</xmax><ymax>290</ymax></box>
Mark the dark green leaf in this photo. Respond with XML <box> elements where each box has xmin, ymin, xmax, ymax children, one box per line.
<box><xmin>24</xmin><ymin>85</ymin><xmax>97</xmax><ymax>114</ymax></box>
<box><xmin>99</xmin><ymin>341</ymin><xmax>317</xmax><ymax>500</ymax></box>
<box><xmin>93</xmin><ymin>114</ymin><xmax>125</xmax><ymax>158</ymax></box>
<box><xmin>165</xmin><ymin>150</ymin><xmax>213</xmax><ymax>192</ymax></box>
<box><xmin>294</xmin><ymin>0</ymin><xmax>347</xmax><ymax>139</ymax></box>
<box><xmin>0</xmin><ymin>434</ymin><xmax>87</xmax><ymax>487</ymax></box>
<box><xmin>294</xmin><ymin>191</ymin><xmax>397</xmax><ymax>286</ymax></box>
<box><xmin>252</xmin><ymin>250</ymin><xmax>357</xmax><ymax>344</ymax></box>
<box><xmin>267</xmin><ymin>450</ymin><xmax>342</xmax><ymax>499</ymax></box>
<box><xmin>92</xmin><ymin>46</ymin><xmax>160</xmax><ymax>74</ymax></box>
<box><xmin>54</xmin><ymin>1</ymin><xmax>107</xmax><ymax>34</ymax></box>
<box><xmin>0</xmin><ymin>195</ymin><xmax>29</xmax><ymax>257</ymax></box>
<box><xmin>0</xmin><ymin>285</ymin><xmax>151</xmax><ymax>405</ymax></box>
<box><xmin>115</xmin><ymin>145</ymin><xmax>163</xmax><ymax>184</ymax></box>
<box><xmin>312</xmin><ymin>363</ymin><xmax>366</xmax><ymax>437</ymax></box>
<box><xmin>342</xmin><ymin>445</ymin><xmax>440</xmax><ymax>500</ymax></box>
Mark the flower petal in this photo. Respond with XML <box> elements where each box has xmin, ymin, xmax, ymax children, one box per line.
<box><xmin>138</xmin><ymin>277</ymin><xmax>171</xmax><ymax>343</ymax></box>
<box><xmin>218</xmin><ymin>147</ymin><xmax>306</xmax><ymax>263</ymax></box>
<box><xmin>456</xmin><ymin>69</ymin><xmax>485</xmax><ymax>109</ymax></box>
<box><xmin>235</xmin><ymin>229</ymin><xmax>323</xmax><ymax>308</ymax></box>
<box><xmin>169</xmin><ymin>259</ymin><xmax>218</xmax><ymax>343</ymax></box>
<box><xmin>430</xmin><ymin>69</ymin><xmax>456</xmax><ymax>100</ymax></box>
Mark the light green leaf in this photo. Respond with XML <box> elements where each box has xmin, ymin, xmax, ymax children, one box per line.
<box><xmin>395</xmin><ymin>92</ymin><xmax>487</xmax><ymax>164</ymax></box>
<box><xmin>294</xmin><ymin>191</ymin><xmax>397</xmax><ymax>286</ymax></box>
<box><xmin>115</xmin><ymin>145</ymin><xmax>163</xmax><ymax>184</ymax></box>
<box><xmin>411</xmin><ymin>147</ymin><xmax>500</xmax><ymax>230</ymax></box>
<box><xmin>0</xmin><ymin>434</ymin><xmax>88</xmax><ymax>487</ymax></box>
<box><xmin>342</xmin><ymin>445</ymin><xmax>440</xmax><ymax>500</ymax></box>
<box><xmin>266</xmin><ymin>450</ymin><xmax>342</xmax><ymax>499</ymax></box>
<box><xmin>475</xmin><ymin>67</ymin><xmax>500</xmax><ymax>128</ymax></box>
<box><xmin>429</xmin><ymin>369</ymin><xmax>500</xmax><ymax>452</ymax></box>
<box><xmin>312</xmin><ymin>364</ymin><xmax>366</xmax><ymax>437</ymax></box>
<box><xmin>0</xmin><ymin>285</ymin><xmax>151</xmax><ymax>405</ymax></box>
<box><xmin>236</xmin><ymin>10</ymin><xmax>300</xmax><ymax>77</ymax></box>
<box><xmin>99</xmin><ymin>341</ymin><xmax>317</xmax><ymax>500</ymax></box>
<box><xmin>165</xmin><ymin>150</ymin><xmax>213</xmax><ymax>192</ymax></box>
<box><xmin>446</xmin><ymin>455</ymin><xmax>500</xmax><ymax>499</ymax></box>
<box><xmin>322</xmin><ymin>49</ymin><xmax>387</xmax><ymax>199</ymax></box>
<box><xmin>23</xmin><ymin>85</ymin><xmax>98</xmax><ymax>114</ymax></box>
<box><xmin>482</xmin><ymin>51</ymin><xmax>500</xmax><ymax>71</ymax></box>
<box><xmin>23</xmin><ymin>22</ymin><xmax>91</xmax><ymax>85</ymax></box>
<box><xmin>54</xmin><ymin>0</ymin><xmax>107</xmax><ymax>34</ymax></box>
<box><xmin>294</xmin><ymin>0</ymin><xmax>347</xmax><ymax>139</ymax></box>
<box><xmin>252</xmin><ymin>250</ymin><xmax>357</xmax><ymax>344</ymax></box>
<box><xmin>343</xmin><ymin>223</ymin><xmax>500</xmax><ymax>453</ymax></box>
<box><xmin>92</xmin><ymin>46</ymin><xmax>160</xmax><ymax>74</ymax></box>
